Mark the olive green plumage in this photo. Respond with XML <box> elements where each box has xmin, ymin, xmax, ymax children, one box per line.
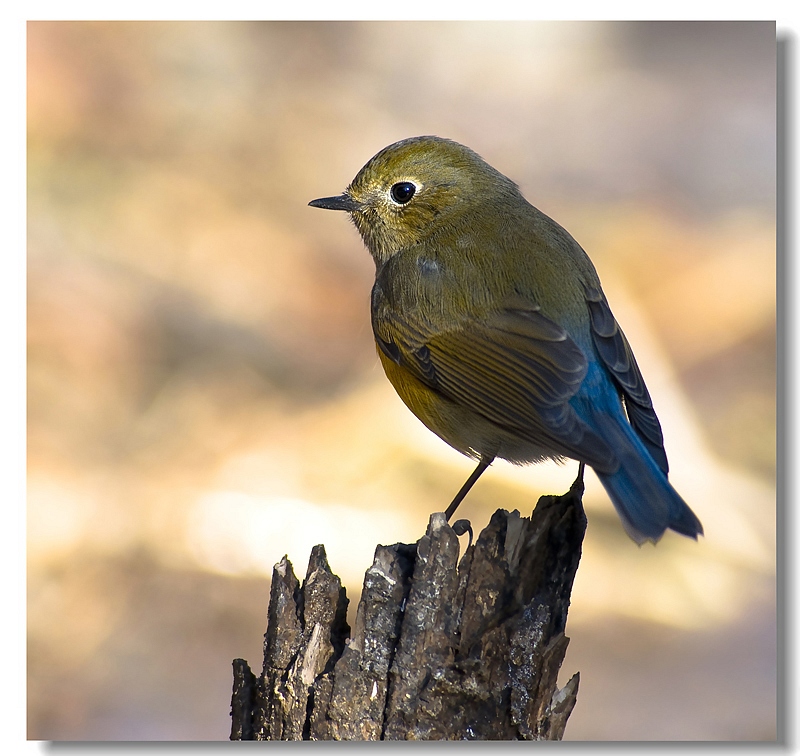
<box><xmin>309</xmin><ymin>136</ymin><xmax>703</xmax><ymax>543</ymax></box>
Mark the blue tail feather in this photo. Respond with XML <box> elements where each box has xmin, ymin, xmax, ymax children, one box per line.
<box><xmin>573</xmin><ymin>374</ymin><xmax>703</xmax><ymax>544</ymax></box>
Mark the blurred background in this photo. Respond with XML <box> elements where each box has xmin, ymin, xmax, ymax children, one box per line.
<box><xmin>27</xmin><ymin>21</ymin><xmax>776</xmax><ymax>741</ymax></box>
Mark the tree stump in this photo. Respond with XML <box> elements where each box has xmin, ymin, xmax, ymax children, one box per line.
<box><xmin>231</xmin><ymin>476</ymin><xmax>585</xmax><ymax>741</ymax></box>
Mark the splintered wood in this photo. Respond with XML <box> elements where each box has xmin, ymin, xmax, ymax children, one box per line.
<box><xmin>231</xmin><ymin>480</ymin><xmax>585</xmax><ymax>741</ymax></box>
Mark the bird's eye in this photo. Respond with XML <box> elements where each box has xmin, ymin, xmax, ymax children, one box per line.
<box><xmin>390</xmin><ymin>181</ymin><xmax>416</xmax><ymax>205</ymax></box>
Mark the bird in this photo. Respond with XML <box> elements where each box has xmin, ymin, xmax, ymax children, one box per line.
<box><xmin>309</xmin><ymin>135</ymin><xmax>703</xmax><ymax>544</ymax></box>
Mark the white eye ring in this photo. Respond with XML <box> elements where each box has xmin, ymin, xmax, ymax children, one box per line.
<box><xmin>389</xmin><ymin>180</ymin><xmax>420</xmax><ymax>205</ymax></box>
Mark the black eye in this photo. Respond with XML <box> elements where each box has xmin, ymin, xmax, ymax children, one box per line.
<box><xmin>390</xmin><ymin>181</ymin><xmax>416</xmax><ymax>204</ymax></box>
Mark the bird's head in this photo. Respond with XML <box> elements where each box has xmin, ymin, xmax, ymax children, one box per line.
<box><xmin>309</xmin><ymin>136</ymin><xmax>520</xmax><ymax>265</ymax></box>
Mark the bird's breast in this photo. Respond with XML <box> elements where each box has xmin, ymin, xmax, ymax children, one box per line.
<box><xmin>373</xmin><ymin>252</ymin><xmax>456</xmax><ymax>321</ymax></box>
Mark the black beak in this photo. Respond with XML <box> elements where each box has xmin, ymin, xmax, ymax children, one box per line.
<box><xmin>308</xmin><ymin>193</ymin><xmax>360</xmax><ymax>212</ymax></box>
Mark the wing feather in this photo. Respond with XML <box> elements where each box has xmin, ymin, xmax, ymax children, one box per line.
<box><xmin>584</xmin><ymin>286</ymin><xmax>669</xmax><ymax>474</ymax></box>
<box><xmin>373</xmin><ymin>303</ymin><xmax>617</xmax><ymax>470</ymax></box>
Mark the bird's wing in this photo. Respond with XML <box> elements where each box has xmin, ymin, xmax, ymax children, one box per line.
<box><xmin>373</xmin><ymin>301</ymin><xmax>617</xmax><ymax>471</ymax></box>
<box><xmin>584</xmin><ymin>285</ymin><xmax>669</xmax><ymax>475</ymax></box>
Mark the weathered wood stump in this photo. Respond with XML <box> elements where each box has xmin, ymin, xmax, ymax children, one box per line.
<box><xmin>231</xmin><ymin>476</ymin><xmax>585</xmax><ymax>740</ymax></box>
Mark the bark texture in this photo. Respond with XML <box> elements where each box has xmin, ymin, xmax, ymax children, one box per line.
<box><xmin>231</xmin><ymin>477</ymin><xmax>585</xmax><ymax>740</ymax></box>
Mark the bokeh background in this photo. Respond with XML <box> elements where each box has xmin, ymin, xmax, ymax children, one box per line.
<box><xmin>27</xmin><ymin>21</ymin><xmax>776</xmax><ymax>740</ymax></box>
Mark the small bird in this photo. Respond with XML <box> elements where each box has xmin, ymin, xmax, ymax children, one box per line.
<box><xmin>309</xmin><ymin>136</ymin><xmax>703</xmax><ymax>544</ymax></box>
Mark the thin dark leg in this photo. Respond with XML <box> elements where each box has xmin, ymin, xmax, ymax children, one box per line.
<box><xmin>444</xmin><ymin>456</ymin><xmax>493</xmax><ymax>521</ymax></box>
<box><xmin>571</xmin><ymin>461</ymin><xmax>586</xmax><ymax>494</ymax></box>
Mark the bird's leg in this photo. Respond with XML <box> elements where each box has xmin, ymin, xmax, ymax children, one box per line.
<box><xmin>570</xmin><ymin>461</ymin><xmax>586</xmax><ymax>496</ymax></box>
<box><xmin>444</xmin><ymin>456</ymin><xmax>493</xmax><ymax>521</ymax></box>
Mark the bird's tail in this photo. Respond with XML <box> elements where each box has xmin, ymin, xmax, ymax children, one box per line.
<box><xmin>587</xmin><ymin>402</ymin><xmax>703</xmax><ymax>545</ymax></box>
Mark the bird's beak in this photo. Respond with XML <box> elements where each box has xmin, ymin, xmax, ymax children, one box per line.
<box><xmin>308</xmin><ymin>193</ymin><xmax>360</xmax><ymax>212</ymax></box>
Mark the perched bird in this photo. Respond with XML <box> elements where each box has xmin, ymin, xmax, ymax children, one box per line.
<box><xmin>309</xmin><ymin>136</ymin><xmax>703</xmax><ymax>544</ymax></box>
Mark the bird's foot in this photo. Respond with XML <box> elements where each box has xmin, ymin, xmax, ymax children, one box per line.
<box><xmin>451</xmin><ymin>518</ymin><xmax>474</xmax><ymax>548</ymax></box>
